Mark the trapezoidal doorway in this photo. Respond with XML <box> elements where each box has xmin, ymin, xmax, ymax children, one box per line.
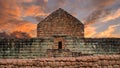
<box><xmin>58</xmin><ymin>41</ymin><xmax>62</xmax><ymax>49</ymax></box>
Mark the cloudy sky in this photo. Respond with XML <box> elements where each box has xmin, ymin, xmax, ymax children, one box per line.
<box><xmin>0</xmin><ymin>0</ymin><xmax>120</xmax><ymax>38</ymax></box>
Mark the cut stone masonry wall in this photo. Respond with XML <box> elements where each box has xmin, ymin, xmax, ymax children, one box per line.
<box><xmin>0</xmin><ymin>55</ymin><xmax>120</xmax><ymax>68</ymax></box>
<box><xmin>0</xmin><ymin>38</ymin><xmax>120</xmax><ymax>58</ymax></box>
<box><xmin>37</xmin><ymin>8</ymin><xmax>84</xmax><ymax>38</ymax></box>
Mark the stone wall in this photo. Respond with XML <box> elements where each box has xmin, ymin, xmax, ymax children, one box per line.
<box><xmin>37</xmin><ymin>8</ymin><xmax>84</xmax><ymax>38</ymax></box>
<box><xmin>0</xmin><ymin>55</ymin><xmax>120</xmax><ymax>68</ymax></box>
<box><xmin>0</xmin><ymin>37</ymin><xmax>120</xmax><ymax>58</ymax></box>
<box><xmin>0</xmin><ymin>38</ymin><xmax>54</xmax><ymax>58</ymax></box>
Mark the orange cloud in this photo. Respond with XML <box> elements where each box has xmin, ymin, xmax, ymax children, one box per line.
<box><xmin>85</xmin><ymin>25</ymin><xmax>96</xmax><ymax>38</ymax></box>
<box><xmin>11</xmin><ymin>22</ymin><xmax>37</xmax><ymax>37</ymax></box>
<box><xmin>44</xmin><ymin>0</ymin><xmax>48</xmax><ymax>3</ymax></box>
<box><xmin>0</xmin><ymin>0</ymin><xmax>22</xmax><ymax>20</ymax></box>
<box><xmin>7</xmin><ymin>7</ymin><xmax>22</xmax><ymax>20</ymax></box>
<box><xmin>95</xmin><ymin>24</ymin><xmax>120</xmax><ymax>38</ymax></box>
<box><xmin>94</xmin><ymin>0</ymin><xmax>114</xmax><ymax>8</ymax></box>
<box><xmin>0</xmin><ymin>21</ymin><xmax>37</xmax><ymax>38</ymax></box>
<box><xmin>84</xmin><ymin>0</ymin><xmax>115</xmax><ymax>25</ymax></box>
<box><xmin>100</xmin><ymin>9</ymin><xmax>120</xmax><ymax>23</ymax></box>
<box><xmin>0</xmin><ymin>0</ymin><xmax>119</xmax><ymax>38</ymax></box>
<box><xmin>24</xmin><ymin>5</ymin><xmax>48</xmax><ymax>17</ymax></box>
<box><xmin>0</xmin><ymin>0</ymin><xmax>39</xmax><ymax>38</ymax></box>
<box><xmin>10</xmin><ymin>31</ymin><xmax>31</xmax><ymax>38</ymax></box>
<box><xmin>20</xmin><ymin>0</ymin><xmax>33</xmax><ymax>3</ymax></box>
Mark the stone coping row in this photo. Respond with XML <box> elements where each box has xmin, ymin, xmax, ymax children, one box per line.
<box><xmin>0</xmin><ymin>55</ymin><xmax>119</xmax><ymax>64</ymax></box>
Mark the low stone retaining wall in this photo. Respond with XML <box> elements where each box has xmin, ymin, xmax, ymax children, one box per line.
<box><xmin>0</xmin><ymin>55</ymin><xmax>120</xmax><ymax>68</ymax></box>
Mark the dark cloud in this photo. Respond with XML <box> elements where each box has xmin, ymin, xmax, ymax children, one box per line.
<box><xmin>84</xmin><ymin>9</ymin><xmax>111</xmax><ymax>25</ymax></box>
<box><xmin>0</xmin><ymin>0</ymin><xmax>119</xmax><ymax>38</ymax></box>
<box><xmin>10</xmin><ymin>31</ymin><xmax>31</xmax><ymax>38</ymax></box>
<box><xmin>0</xmin><ymin>0</ymin><xmax>37</xmax><ymax>38</ymax></box>
<box><xmin>35</xmin><ymin>16</ymin><xmax>44</xmax><ymax>22</ymax></box>
<box><xmin>0</xmin><ymin>0</ymin><xmax>21</xmax><ymax>20</ymax></box>
<box><xmin>89</xmin><ymin>0</ymin><xmax>114</xmax><ymax>8</ymax></box>
<box><xmin>84</xmin><ymin>0</ymin><xmax>115</xmax><ymax>25</ymax></box>
<box><xmin>0</xmin><ymin>32</ymin><xmax>10</xmax><ymax>38</ymax></box>
<box><xmin>0</xmin><ymin>0</ymin><xmax>22</xmax><ymax>26</ymax></box>
<box><xmin>0</xmin><ymin>31</ymin><xmax>30</xmax><ymax>39</ymax></box>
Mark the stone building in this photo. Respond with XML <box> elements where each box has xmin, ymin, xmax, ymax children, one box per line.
<box><xmin>37</xmin><ymin>8</ymin><xmax>84</xmax><ymax>50</ymax></box>
<box><xmin>37</xmin><ymin>8</ymin><xmax>84</xmax><ymax>38</ymax></box>
<box><xmin>0</xmin><ymin>8</ymin><xmax>120</xmax><ymax>58</ymax></box>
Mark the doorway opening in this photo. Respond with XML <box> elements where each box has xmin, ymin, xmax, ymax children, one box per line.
<box><xmin>58</xmin><ymin>41</ymin><xmax>62</xmax><ymax>49</ymax></box>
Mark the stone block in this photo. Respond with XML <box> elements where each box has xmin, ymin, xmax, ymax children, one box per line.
<box><xmin>54</xmin><ymin>62</ymin><xmax>60</xmax><ymax>67</ymax></box>
<box><xmin>64</xmin><ymin>66</ymin><xmax>69</xmax><ymax>68</ymax></box>
<box><xmin>113</xmin><ymin>65</ymin><xmax>119</xmax><ymax>68</ymax></box>
<box><xmin>108</xmin><ymin>66</ymin><xmax>113</xmax><ymax>68</ymax></box>
<box><xmin>116</xmin><ymin>60</ymin><xmax>120</xmax><ymax>65</ymax></box>
<box><xmin>100</xmin><ymin>60</ymin><xmax>109</xmax><ymax>66</ymax></box>
<box><xmin>71</xmin><ymin>62</ymin><xmax>76</xmax><ymax>65</ymax></box>
<box><xmin>65</xmin><ymin>62</ymin><xmax>71</xmax><ymax>66</ymax></box>
<box><xmin>44</xmin><ymin>66</ymin><xmax>51</xmax><ymax>68</ymax></box>
<box><xmin>60</xmin><ymin>62</ymin><xmax>65</xmax><ymax>66</ymax></box>
<box><xmin>109</xmin><ymin>60</ymin><xmax>116</xmax><ymax>65</ymax></box>
<box><xmin>101</xmin><ymin>66</ymin><xmax>108</xmax><ymax>68</ymax></box>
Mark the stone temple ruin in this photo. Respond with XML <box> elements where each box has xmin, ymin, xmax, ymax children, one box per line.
<box><xmin>0</xmin><ymin>8</ymin><xmax>120</xmax><ymax>58</ymax></box>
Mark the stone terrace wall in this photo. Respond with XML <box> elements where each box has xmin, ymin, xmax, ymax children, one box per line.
<box><xmin>0</xmin><ymin>55</ymin><xmax>120</xmax><ymax>68</ymax></box>
<box><xmin>0</xmin><ymin>38</ymin><xmax>54</xmax><ymax>58</ymax></box>
<box><xmin>64</xmin><ymin>38</ymin><xmax>120</xmax><ymax>55</ymax></box>
<box><xmin>0</xmin><ymin>38</ymin><xmax>120</xmax><ymax>58</ymax></box>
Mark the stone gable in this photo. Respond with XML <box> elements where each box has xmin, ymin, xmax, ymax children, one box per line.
<box><xmin>37</xmin><ymin>8</ymin><xmax>84</xmax><ymax>38</ymax></box>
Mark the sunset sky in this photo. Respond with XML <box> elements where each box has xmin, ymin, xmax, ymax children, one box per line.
<box><xmin>0</xmin><ymin>0</ymin><xmax>120</xmax><ymax>38</ymax></box>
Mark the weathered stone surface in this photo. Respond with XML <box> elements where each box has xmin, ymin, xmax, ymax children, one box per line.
<box><xmin>37</xmin><ymin>8</ymin><xmax>84</xmax><ymax>38</ymax></box>
<box><xmin>113</xmin><ymin>65</ymin><xmax>119</xmax><ymax>68</ymax></box>
<box><xmin>108</xmin><ymin>66</ymin><xmax>113</xmax><ymax>68</ymax></box>
<box><xmin>0</xmin><ymin>55</ymin><xmax>120</xmax><ymax>68</ymax></box>
<box><xmin>99</xmin><ymin>60</ymin><xmax>109</xmax><ymax>66</ymax></box>
<box><xmin>109</xmin><ymin>60</ymin><xmax>116</xmax><ymax>65</ymax></box>
<box><xmin>0</xmin><ymin>36</ymin><xmax>120</xmax><ymax>58</ymax></box>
